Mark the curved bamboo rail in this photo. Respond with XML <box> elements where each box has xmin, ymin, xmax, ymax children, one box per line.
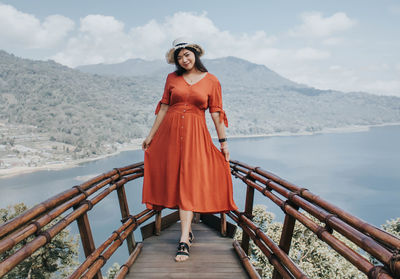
<box><xmin>0</xmin><ymin>162</ymin><xmax>145</xmax><ymax>279</ymax></box>
<box><xmin>0</xmin><ymin>160</ymin><xmax>398</xmax><ymax>279</ymax></box>
<box><xmin>230</xmin><ymin>160</ymin><xmax>400</xmax><ymax>279</ymax></box>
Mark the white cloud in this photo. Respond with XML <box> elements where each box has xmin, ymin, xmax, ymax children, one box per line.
<box><xmin>322</xmin><ymin>37</ymin><xmax>344</xmax><ymax>46</ymax></box>
<box><xmin>294</xmin><ymin>47</ymin><xmax>330</xmax><ymax>60</ymax></box>
<box><xmin>329</xmin><ymin>65</ymin><xmax>342</xmax><ymax>71</ymax></box>
<box><xmin>52</xmin><ymin>11</ymin><xmax>278</xmax><ymax>67</ymax></box>
<box><xmin>0</xmin><ymin>3</ymin><xmax>74</xmax><ymax>48</ymax></box>
<box><xmin>80</xmin><ymin>14</ymin><xmax>125</xmax><ymax>34</ymax></box>
<box><xmin>365</xmin><ymin>63</ymin><xmax>391</xmax><ymax>72</ymax></box>
<box><xmin>289</xmin><ymin>12</ymin><xmax>356</xmax><ymax>38</ymax></box>
<box><xmin>162</xmin><ymin>11</ymin><xmax>219</xmax><ymax>37</ymax></box>
<box><xmin>281</xmin><ymin>63</ymin><xmax>400</xmax><ymax>97</ymax></box>
<box><xmin>359</xmin><ymin>80</ymin><xmax>400</xmax><ymax>96</ymax></box>
<box><xmin>45</xmin><ymin>10</ymin><xmax>397</xmax><ymax>97</ymax></box>
<box><xmin>53</xmin><ymin>15</ymin><xmax>134</xmax><ymax>66</ymax></box>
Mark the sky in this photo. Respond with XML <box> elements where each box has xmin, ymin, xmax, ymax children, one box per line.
<box><xmin>1</xmin><ymin>0</ymin><xmax>400</xmax><ymax>96</ymax></box>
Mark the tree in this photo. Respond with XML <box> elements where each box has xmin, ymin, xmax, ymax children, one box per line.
<box><xmin>0</xmin><ymin>203</ymin><xmax>79</xmax><ymax>279</ymax></box>
<box><xmin>106</xmin><ymin>263</ymin><xmax>121</xmax><ymax>279</ymax></box>
<box><xmin>369</xmin><ymin>217</ymin><xmax>400</xmax><ymax>266</ymax></box>
<box><xmin>380</xmin><ymin>217</ymin><xmax>400</xmax><ymax>238</ymax></box>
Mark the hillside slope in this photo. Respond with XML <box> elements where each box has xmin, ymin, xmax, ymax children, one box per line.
<box><xmin>1</xmin><ymin>50</ymin><xmax>400</xmax><ymax>170</ymax></box>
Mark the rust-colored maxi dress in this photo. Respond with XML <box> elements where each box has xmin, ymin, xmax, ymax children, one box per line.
<box><xmin>142</xmin><ymin>72</ymin><xmax>238</xmax><ymax>213</ymax></box>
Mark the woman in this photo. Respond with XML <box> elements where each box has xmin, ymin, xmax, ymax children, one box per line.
<box><xmin>142</xmin><ymin>38</ymin><xmax>237</xmax><ymax>262</ymax></box>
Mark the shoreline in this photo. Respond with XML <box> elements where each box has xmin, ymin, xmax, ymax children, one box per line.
<box><xmin>1</xmin><ymin>122</ymin><xmax>399</xmax><ymax>179</ymax></box>
<box><xmin>0</xmin><ymin>139</ymin><xmax>143</xmax><ymax>179</ymax></box>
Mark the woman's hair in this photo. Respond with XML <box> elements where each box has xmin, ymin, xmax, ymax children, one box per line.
<box><xmin>174</xmin><ymin>47</ymin><xmax>208</xmax><ymax>76</ymax></box>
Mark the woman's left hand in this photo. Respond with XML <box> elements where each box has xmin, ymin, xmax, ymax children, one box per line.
<box><xmin>220</xmin><ymin>144</ymin><xmax>230</xmax><ymax>162</ymax></box>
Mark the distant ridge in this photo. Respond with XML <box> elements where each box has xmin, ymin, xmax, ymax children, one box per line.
<box><xmin>1</xmin><ymin>49</ymin><xmax>400</xmax><ymax>169</ymax></box>
<box><xmin>77</xmin><ymin>56</ymin><xmax>304</xmax><ymax>90</ymax></box>
<box><xmin>77</xmin><ymin>58</ymin><xmax>173</xmax><ymax>78</ymax></box>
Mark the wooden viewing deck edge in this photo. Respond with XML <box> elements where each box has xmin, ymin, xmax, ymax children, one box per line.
<box><xmin>0</xmin><ymin>160</ymin><xmax>399</xmax><ymax>279</ymax></box>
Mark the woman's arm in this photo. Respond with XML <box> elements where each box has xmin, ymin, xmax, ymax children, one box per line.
<box><xmin>211</xmin><ymin>112</ymin><xmax>229</xmax><ymax>161</ymax></box>
<box><xmin>142</xmin><ymin>104</ymin><xmax>169</xmax><ymax>150</ymax></box>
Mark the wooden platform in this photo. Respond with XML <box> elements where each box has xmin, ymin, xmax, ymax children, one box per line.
<box><xmin>125</xmin><ymin>222</ymin><xmax>249</xmax><ymax>278</ymax></box>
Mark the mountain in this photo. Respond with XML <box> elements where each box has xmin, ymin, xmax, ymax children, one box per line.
<box><xmin>0</xmin><ymin>50</ymin><xmax>165</xmax><ymax>163</ymax></box>
<box><xmin>77</xmin><ymin>56</ymin><xmax>303</xmax><ymax>89</ymax></box>
<box><xmin>77</xmin><ymin>58</ymin><xmax>173</xmax><ymax>78</ymax></box>
<box><xmin>1</xmin><ymin>50</ymin><xmax>400</xmax><ymax>170</ymax></box>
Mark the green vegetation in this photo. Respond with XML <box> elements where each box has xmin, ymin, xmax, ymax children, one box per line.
<box><xmin>235</xmin><ymin>205</ymin><xmax>400</xmax><ymax>279</ymax></box>
<box><xmin>381</xmin><ymin>217</ymin><xmax>400</xmax><ymax>238</ymax></box>
<box><xmin>0</xmin><ymin>203</ymin><xmax>79</xmax><ymax>279</ymax></box>
<box><xmin>105</xmin><ymin>263</ymin><xmax>121</xmax><ymax>279</ymax></box>
<box><xmin>0</xmin><ymin>51</ymin><xmax>162</xmax><ymax>159</ymax></box>
<box><xmin>1</xmin><ymin>203</ymin><xmax>399</xmax><ymax>277</ymax></box>
<box><xmin>1</xmin><ymin>50</ymin><xmax>400</xmax><ymax>167</ymax></box>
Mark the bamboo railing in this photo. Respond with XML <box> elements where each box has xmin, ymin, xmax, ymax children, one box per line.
<box><xmin>229</xmin><ymin>160</ymin><xmax>400</xmax><ymax>279</ymax></box>
<box><xmin>0</xmin><ymin>162</ymin><xmax>147</xmax><ymax>279</ymax></box>
<box><xmin>0</xmin><ymin>160</ymin><xmax>399</xmax><ymax>279</ymax></box>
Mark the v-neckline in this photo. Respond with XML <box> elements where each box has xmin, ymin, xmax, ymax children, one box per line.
<box><xmin>182</xmin><ymin>72</ymin><xmax>208</xmax><ymax>87</ymax></box>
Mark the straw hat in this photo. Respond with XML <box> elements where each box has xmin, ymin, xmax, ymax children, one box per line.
<box><xmin>165</xmin><ymin>37</ymin><xmax>204</xmax><ymax>64</ymax></box>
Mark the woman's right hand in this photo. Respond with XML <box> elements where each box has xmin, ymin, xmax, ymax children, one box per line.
<box><xmin>142</xmin><ymin>137</ymin><xmax>152</xmax><ymax>150</ymax></box>
<box><xmin>220</xmin><ymin>144</ymin><xmax>230</xmax><ymax>162</ymax></box>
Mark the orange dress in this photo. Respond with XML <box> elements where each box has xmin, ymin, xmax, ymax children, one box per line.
<box><xmin>142</xmin><ymin>72</ymin><xmax>238</xmax><ymax>213</ymax></box>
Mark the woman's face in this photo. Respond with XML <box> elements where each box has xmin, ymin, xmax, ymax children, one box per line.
<box><xmin>176</xmin><ymin>48</ymin><xmax>196</xmax><ymax>71</ymax></box>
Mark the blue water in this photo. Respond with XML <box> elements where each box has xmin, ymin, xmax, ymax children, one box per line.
<box><xmin>1</xmin><ymin>125</ymin><xmax>399</xmax><ymax>272</ymax></box>
<box><xmin>229</xmin><ymin>125</ymin><xmax>400</xmax><ymax>226</ymax></box>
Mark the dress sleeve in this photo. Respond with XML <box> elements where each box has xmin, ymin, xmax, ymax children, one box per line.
<box><xmin>155</xmin><ymin>74</ymin><xmax>171</xmax><ymax>114</ymax></box>
<box><xmin>208</xmin><ymin>79</ymin><xmax>228</xmax><ymax>127</ymax></box>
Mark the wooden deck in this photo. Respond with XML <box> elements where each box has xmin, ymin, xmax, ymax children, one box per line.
<box><xmin>126</xmin><ymin>222</ymin><xmax>249</xmax><ymax>278</ymax></box>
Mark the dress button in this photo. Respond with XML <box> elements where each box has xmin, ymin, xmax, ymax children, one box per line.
<box><xmin>181</xmin><ymin>126</ymin><xmax>184</xmax><ymax>128</ymax></box>
<box><xmin>180</xmin><ymin>137</ymin><xmax>183</xmax><ymax>140</ymax></box>
<box><xmin>181</xmin><ymin>116</ymin><xmax>184</xmax><ymax>119</ymax></box>
<box><xmin>183</xmin><ymin>109</ymin><xmax>186</xmax><ymax>112</ymax></box>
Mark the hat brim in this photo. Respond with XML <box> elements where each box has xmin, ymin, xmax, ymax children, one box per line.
<box><xmin>165</xmin><ymin>44</ymin><xmax>204</xmax><ymax>64</ymax></box>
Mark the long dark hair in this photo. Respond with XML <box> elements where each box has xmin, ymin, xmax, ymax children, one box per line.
<box><xmin>174</xmin><ymin>47</ymin><xmax>208</xmax><ymax>76</ymax></box>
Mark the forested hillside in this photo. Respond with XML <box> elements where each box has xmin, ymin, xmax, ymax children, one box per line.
<box><xmin>0</xmin><ymin>51</ymin><xmax>164</xmax><ymax>159</ymax></box>
<box><xmin>1</xmin><ymin>50</ymin><xmax>400</xmax><ymax>170</ymax></box>
<box><xmin>78</xmin><ymin>55</ymin><xmax>400</xmax><ymax>135</ymax></box>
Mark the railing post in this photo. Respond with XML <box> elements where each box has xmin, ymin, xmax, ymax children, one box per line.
<box><xmin>154</xmin><ymin>210</ymin><xmax>162</xmax><ymax>235</ymax></box>
<box><xmin>220</xmin><ymin>213</ymin><xmax>227</xmax><ymax>236</ymax></box>
<box><xmin>75</xmin><ymin>212</ymin><xmax>102</xmax><ymax>279</ymax></box>
<box><xmin>116</xmin><ymin>184</ymin><xmax>136</xmax><ymax>254</ymax></box>
<box><xmin>272</xmin><ymin>204</ymin><xmax>299</xmax><ymax>279</ymax></box>
<box><xmin>241</xmin><ymin>182</ymin><xmax>255</xmax><ymax>255</ymax></box>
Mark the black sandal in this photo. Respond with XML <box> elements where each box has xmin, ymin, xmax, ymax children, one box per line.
<box><xmin>189</xmin><ymin>231</ymin><xmax>194</xmax><ymax>245</ymax></box>
<box><xmin>175</xmin><ymin>242</ymin><xmax>190</xmax><ymax>261</ymax></box>
<box><xmin>177</xmin><ymin>232</ymin><xmax>194</xmax><ymax>246</ymax></box>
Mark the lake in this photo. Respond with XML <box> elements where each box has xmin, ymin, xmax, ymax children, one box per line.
<box><xmin>1</xmin><ymin>124</ymin><xmax>399</xmax><ymax>272</ymax></box>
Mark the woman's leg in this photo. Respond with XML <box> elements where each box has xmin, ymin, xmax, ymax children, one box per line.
<box><xmin>175</xmin><ymin>208</ymin><xmax>193</xmax><ymax>261</ymax></box>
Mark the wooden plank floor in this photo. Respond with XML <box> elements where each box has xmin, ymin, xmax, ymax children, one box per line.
<box><xmin>125</xmin><ymin>222</ymin><xmax>249</xmax><ymax>278</ymax></box>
